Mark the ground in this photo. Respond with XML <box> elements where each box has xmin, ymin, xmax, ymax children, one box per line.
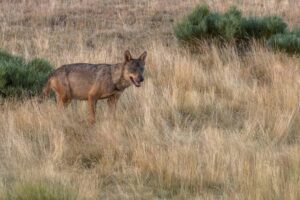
<box><xmin>0</xmin><ymin>0</ymin><xmax>300</xmax><ymax>199</ymax></box>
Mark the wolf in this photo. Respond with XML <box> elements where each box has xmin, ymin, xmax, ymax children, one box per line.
<box><xmin>43</xmin><ymin>50</ymin><xmax>147</xmax><ymax>124</ymax></box>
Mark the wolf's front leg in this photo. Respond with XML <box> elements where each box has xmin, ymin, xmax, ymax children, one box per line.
<box><xmin>107</xmin><ymin>94</ymin><xmax>121</xmax><ymax>119</ymax></box>
<box><xmin>88</xmin><ymin>96</ymin><xmax>97</xmax><ymax>124</ymax></box>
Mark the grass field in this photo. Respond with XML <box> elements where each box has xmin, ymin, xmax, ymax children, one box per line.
<box><xmin>0</xmin><ymin>0</ymin><xmax>300</xmax><ymax>199</ymax></box>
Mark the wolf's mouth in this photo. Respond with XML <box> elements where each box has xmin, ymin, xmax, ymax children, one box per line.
<box><xmin>130</xmin><ymin>77</ymin><xmax>141</xmax><ymax>87</ymax></box>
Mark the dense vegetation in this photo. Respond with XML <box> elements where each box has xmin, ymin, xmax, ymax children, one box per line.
<box><xmin>174</xmin><ymin>5</ymin><xmax>300</xmax><ymax>54</ymax></box>
<box><xmin>268</xmin><ymin>28</ymin><xmax>300</xmax><ymax>54</ymax></box>
<box><xmin>0</xmin><ymin>49</ymin><xmax>53</xmax><ymax>98</ymax></box>
<box><xmin>4</xmin><ymin>180</ymin><xmax>78</xmax><ymax>200</ymax></box>
<box><xmin>1</xmin><ymin>0</ymin><xmax>300</xmax><ymax>199</ymax></box>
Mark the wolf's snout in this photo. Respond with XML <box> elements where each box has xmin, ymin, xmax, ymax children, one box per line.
<box><xmin>139</xmin><ymin>76</ymin><xmax>144</xmax><ymax>82</ymax></box>
<box><xmin>130</xmin><ymin>76</ymin><xmax>143</xmax><ymax>87</ymax></box>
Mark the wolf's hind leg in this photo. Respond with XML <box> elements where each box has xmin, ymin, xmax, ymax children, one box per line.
<box><xmin>61</xmin><ymin>95</ymin><xmax>71</xmax><ymax>107</ymax></box>
<box><xmin>54</xmin><ymin>89</ymin><xmax>71</xmax><ymax>109</ymax></box>
<box><xmin>55</xmin><ymin>92</ymin><xmax>64</xmax><ymax>109</ymax></box>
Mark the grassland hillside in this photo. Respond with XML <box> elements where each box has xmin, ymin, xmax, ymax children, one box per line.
<box><xmin>0</xmin><ymin>0</ymin><xmax>300</xmax><ymax>199</ymax></box>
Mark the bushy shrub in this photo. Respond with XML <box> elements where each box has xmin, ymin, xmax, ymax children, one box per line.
<box><xmin>0</xmin><ymin>49</ymin><xmax>53</xmax><ymax>98</ymax></box>
<box><xmin>5</xmin><ymin>180</ymin><xmax>79</xmax><ymax>200</ymax></box>
<box><xmin>219</xmin><ymin>7</ymin><xmax>242</xmax><ymax>41</ymax></box>
<box><xmin>174</xmin><ymin>5</ymin><xmax>210</xmax><ymax>42</ymax></box>
<box><xmin>174</xmin><ymin>5</ymin><xmax>290</xmax><ymax>49</ymax></box>
<box><xmin>174</xmin><ymin>6</ymin><xmax>243</xmax><ymax>43</ymax></box>
<box><xmin>267</xmin><ymin>29</ymin><xmax>300</xmax><ymax>54</ymax></box>
<box><xmin>240</xmin><ymin>16</ymin><xmax>287</xmax><ymax>40</ymax></box>
<box><xmin>290</xmin><ymin>28</ymin><xmax>300</xmax><ymax>36</ymax></box>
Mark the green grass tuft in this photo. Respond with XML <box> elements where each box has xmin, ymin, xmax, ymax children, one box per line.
<box><xmin>5</xmin><ymin>180</ymin><xmax>79</xmax><ymax>200</ymax></box>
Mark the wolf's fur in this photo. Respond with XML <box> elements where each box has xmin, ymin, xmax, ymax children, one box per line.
<box><xmin>43</xmin><ymin>50</ymin><xmax>147</xmax><ymax>123</ymax></box>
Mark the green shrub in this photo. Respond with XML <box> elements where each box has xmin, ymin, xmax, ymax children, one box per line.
<box><xmin>5</xmin><ymin>180</ymin><xmax>79</xmax><ymax>200</ymax></box>
<box><xmin>174</xmin><ymin>5</ymin><xmax>210</xmax><ymax>42</ymax></box>
<box><xmin>174</xmin><ymin>6</ymin><xmax>243</xmax><ymax>43</ymax></box>
<box><xmin>0</xmin><ymin>49</ymin><xmax>53</xmax><ymax>98</ymax></box>
<box><xmin>174</xmin><ymin>5</ymin><xmax>289</xmax><ymax>48</ymax></box>
<box><xmin>240</xmin><ymin>16</ymin><xmax>287</xmax><ymax>40</ymax></box>
<box><xmin>218</xmin><ymin>6</ymin><xmax>242</xmax><ymax>41</ymax></box>
<box><xmin>267</xmin><ymin>30</ymin><xmax>300</xmax><ymax>54</ymax></box>
<box><xmin>288</xmin><ymin>28</ymin><xmax>300</xmax><ymax>37</ymax></box>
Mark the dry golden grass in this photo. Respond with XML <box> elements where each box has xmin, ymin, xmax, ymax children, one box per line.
<box><xmin>0</xmin><ymin>0</ymin><xmax>300</xmax><ymax>199</ymax></box>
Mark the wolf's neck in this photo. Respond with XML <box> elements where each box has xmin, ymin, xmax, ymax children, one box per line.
<box><xmin>112</xmin><ymin>63</ymin><xmax>130</xmax><ymax>90</ymax></box>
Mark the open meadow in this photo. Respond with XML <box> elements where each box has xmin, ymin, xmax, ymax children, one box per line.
<box><xmin>0</xmin><ymin>0</ymin><xmax>300</xmax><ymax>199</ymax></box>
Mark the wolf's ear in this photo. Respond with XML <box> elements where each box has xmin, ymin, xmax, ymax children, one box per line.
<box><xmin>124</xmin><ymin>50</ymin><xmax>132</xmax><ymax>62</ymax></box>
<box><xmin>139</xmin><ymin>51</ymin><xmax>147</xmax><ymax>62</ymax></box>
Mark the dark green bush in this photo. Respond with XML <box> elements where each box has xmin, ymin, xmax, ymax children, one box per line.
<box><xmin>240</xmin><ymin>16</ymin><xmax>287</xmax><ymax>40</ymax></box>
<box><xmin>5</xmin><ymin>180</ymin><xmax>79</xmax><ymax>200</ymax></box>
<box><xmin>0</xmin><ymin>49</ymin><xmax>53</xmax><ymax>98</ymax></box>
<box><xmin>218</xmin><ymin>6</ymin><xmax>242</xmax><ymax>41</ymax></box>
<box><xmin>290</xmin><ymin>28</ymin><xmax>300</xmax><ymax>36</ymax></box>
<box><xmin>267</xmin><ymin>29</ymin><xmax>300</xmax><ymax>54</ymax></box>
<box><xmin>174</xmin><ymin>6</ymin><xmax>243</xmax><ymax>43</ymax></box>
<box><xmin>174</xmin><ymin>5</ymin><xmax>290</xmax><ymax>48</ymax></box>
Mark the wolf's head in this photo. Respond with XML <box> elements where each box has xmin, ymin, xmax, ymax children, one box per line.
<box><xmin>123</xmin><ymin>50</ymin><xmax>147</xmax><ymax>87</ymax></box>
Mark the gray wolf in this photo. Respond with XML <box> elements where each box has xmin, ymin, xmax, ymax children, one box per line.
<box><xmin>43</xmin><ymin>50</ymin><xmax>147</xmax><ymax>124</ymax></box>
